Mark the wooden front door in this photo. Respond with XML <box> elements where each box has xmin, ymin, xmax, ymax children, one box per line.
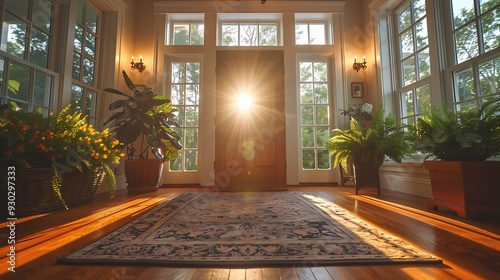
<box><xmin>215</xmin><ymin>51</ymin><xmax>286</xmax><ymax>190</ymax></box>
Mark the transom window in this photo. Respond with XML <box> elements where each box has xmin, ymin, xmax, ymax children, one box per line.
<box><xmin>169</xmin><ymin>61</ymin><xmax>200</xmax><ymax>172</ymax></box>
<box><xmin>217</xmin><ymin>13</ymin><xmax>282</xmax><ymax>46</ymax></box>
<box><xmin>167</xmin><ymin>14</ymin><xmax>204</xmax><ymax>45</ymax></box>
<box><xmin>221</xmin><ymin>22</ymin><xmax>277</xmax><ymax>46</ymax></box>
<box><xmin>295</xmin><ymin>13</ymin><xmax>333</xmax><ymax>45</ymax></box>
<box><xmin>299</xmin><ymin>61</ymin><xmax>331</xmax><ymax>170</ymax></box>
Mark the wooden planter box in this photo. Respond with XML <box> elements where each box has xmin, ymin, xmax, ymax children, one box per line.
<box><xmin>425</xmin><ymin>161</ymin><xmax>500</xmax><ymax>219</ymax></box>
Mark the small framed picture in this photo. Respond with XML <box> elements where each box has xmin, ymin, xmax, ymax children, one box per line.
<box><xmin>351</xmin><ymin>82</ymin><xmax>364</xmax><ymax>98</ymax></box>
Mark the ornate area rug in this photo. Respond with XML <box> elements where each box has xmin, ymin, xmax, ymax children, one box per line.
<box><xmin>58</xmin><ymin>192</ymin><xmax>441</xmax><ymax>267</ymax></box>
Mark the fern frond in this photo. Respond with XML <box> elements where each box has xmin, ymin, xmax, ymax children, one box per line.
<box><xmin>51</xmin><ymin>169</ymin><xmax>68</xmax><ymax>210</ymax></box>
<box><xmin>102</xmin><ymin>164</ymin><xmax>116</xmax><ymax>194</ymax></box>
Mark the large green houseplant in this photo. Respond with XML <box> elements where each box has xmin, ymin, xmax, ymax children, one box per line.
<box><xmin>326</xmin><ymin>103</ymin><xmax>412</xmax><ymax>195</ymax></box>
<box><xmin>104</xmin><ymin>70</ymin><xmax>182</xmax><ymax>193</ymax></box>
<box><xmin>412</xmin><ymin>96</ymin><xmax>500</xmax><ymax>219</ymax></box>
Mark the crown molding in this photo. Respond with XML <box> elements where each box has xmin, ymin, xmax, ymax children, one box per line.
<box><xmin>153</xmin><ymin>1</ymin><xmax>346</xmax><ymax>14</ymax></box>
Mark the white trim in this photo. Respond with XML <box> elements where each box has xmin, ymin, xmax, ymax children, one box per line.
<box><xmin>368</xmin><ymin>0</ymin><xmax>402</xmax><ymax>15</ymax></box>
<box><xmin>427</xmin><ymin>0</ymin><xmax>447</xmax><ymax>106</ymax></box>
<box><xmin>89</xmin><ymin>0</ymin><xmax>127</xmax><ymax>13</ymax></box>
<box><xmin>283</xmin><ymin>12</ymin><xmax>300</xmax><ymax>185</ymax></box>
<box><xmin>154</xmin><ymin>1</ymin><xmax>346</xmax><ymax>14</ymax></box>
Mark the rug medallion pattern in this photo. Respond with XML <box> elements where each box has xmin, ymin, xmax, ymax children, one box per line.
<box><xmin>59</xmin><ymin>192</ymin><xmax>441</xmax><ymax>267</ymax></box>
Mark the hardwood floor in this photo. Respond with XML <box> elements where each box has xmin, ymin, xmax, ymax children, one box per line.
<box><xmin>1</xmin><ymin>185</ymin><xmax>499</xmax><ymax>280</ymax></box>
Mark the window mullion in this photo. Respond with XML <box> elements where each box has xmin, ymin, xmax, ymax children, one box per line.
<box><xmin>476</xmin><ymin>15</ymin><xmax>485</xmax><ymax>54</ymax></box>
<box><xmin>307</xmin><ymin>23</ymin><xmax>311</xmax><ymax>44</ymax></box>
<box><xmin>472</xmin><ymin>61</ymin><xmax>482</xmax><ymax>106</ymax></box>
<box><xmin>188</xmin><ymin>23</ymin><xmax>192</xmax><ymax>45</ymax></box>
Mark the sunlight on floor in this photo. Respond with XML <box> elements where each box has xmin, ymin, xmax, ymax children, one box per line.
<box><xmin>351</xmin><ymin>194</ymin><xmax>500</xmax><ymax>246</ymax></box>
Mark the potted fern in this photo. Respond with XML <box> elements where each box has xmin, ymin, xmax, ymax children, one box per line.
<box><xmin>413</xmin><ymin>97</ymin><xmax>500</xmax><ymax>219</ymax></box>
<box><xmin>326</xmin><ymin>104</ymin><xmax>412</xmax><ymax>195</ymax></box>
<box><xmin>104</xmin><ymin>70</ymin><xmax>182</xmax><ymax>193</ymax></box>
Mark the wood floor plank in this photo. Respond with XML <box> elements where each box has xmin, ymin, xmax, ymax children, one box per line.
<box><xmin>277</xmin><ymin>267</ymin><xmax>299</xmax><ymax>280</ymax></box>
<box><xmin>211</xmin><ymin>268</ymin><xmax>230</xmax><ymax>280</ymax></box>
<box><xmin>245</xmin><ymin>268</ymin><xmax>263</xmax><ymax>279</ymax></box>
<box><xmin>228</xmin><ymin>269</ymin><xmax>246</xmax><ymax>280</ymax></box>
<box><xmin>293</xmin><ymin>267</ymin><xmax>316</xmax><ymax>280</ymax></box>
<box><xmin>190</xmin><ymin>268</ymin><xmax>214</xmax><ymax>280</ymax></box>
<box><xmin>173</xmin><ymin>267</ymin><xmax>198</xmax><ymax>280</ymax></box>
<box><xmin>261</xmin><ymin>267</ymin><xmax>281</xmax><ymax>279</ymax></box>
<box><xmin>1</xmin><ymin>186</ymin><xmax>498</xmax><ymax>280</ymax></box>
<box><xmin>309</xmin><ymin>267</ymin><xmax>334</xmax><ymax>279</ymax></box>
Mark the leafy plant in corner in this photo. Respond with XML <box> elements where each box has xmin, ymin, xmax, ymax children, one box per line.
<box><xmin>412</xmin><ymin>96</ymin><xmax>500</xmax><ymax>161</ymax></box>
<box><xmin>104</xmin><ymin>70</ymin><xmax>182</xmax><ymax>161</ymax></box>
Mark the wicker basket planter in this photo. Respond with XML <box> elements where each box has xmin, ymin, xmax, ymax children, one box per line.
<box><xmin>2</xmin><ymin>167</ymin><xmax>104</xmax><ymax>219</ymax></box>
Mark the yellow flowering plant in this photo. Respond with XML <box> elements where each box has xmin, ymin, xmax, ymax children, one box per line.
<box><xmin>0</xmin><ymin>102</ymin><xmax>125</xmax><ymax>206</ymax></box>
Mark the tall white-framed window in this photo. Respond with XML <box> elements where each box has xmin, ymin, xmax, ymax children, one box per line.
<box><xmin>0</xmin><ymin>0</ymin><xmax>57</xmax><ymax>115</ymax></box>
<box><xmin>376</xmin><ymin>0</ymin><xmax>499</xmax><ymax>123</ymax></box>
<box><xmin>298</xmin><ymin>60</ymin><xmax>331</xmax><ymax>171</ymax></box>
<box><xmin>166</xmin><ymin>13</ymin><xmax>204</xmax><ymax>45</ymax></box>
<box><xmin>168</xmin><ymin>60</ymin><xmax>201</xmax><ymax>173</ymax></box>
<box><xmin>295</xmin><ymin>13</ymin><xmax>333</xmax><ymax>45</ymax></box>
<box><xmin>70</xmin><ymin>0</ymin><xmax>101</xmax><ymax>126</ymax></box>
<box><xmin>217</xmin><ymin>13</ymin><xmax>282</xmax><ymax>46</ymax></box>
<box><xmin>445</xmin><ymin>0</ymin><xmax>500</xmax><ymax>111</ymax></box>
<box><xmin>394</xmin><ymin>0</ymin><xmax>431</xmax><ymax>126</ymax></box>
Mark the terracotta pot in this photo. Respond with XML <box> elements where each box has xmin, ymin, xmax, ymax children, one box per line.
<box><xmin>425</xmin><ymin>160</ymin><xmax>500</xmax><ymax>219</ymax></box>
<box><xmin>124</xmin><ymin>159</ymin><xmax>163</xmax><ymax>193</ymax></box>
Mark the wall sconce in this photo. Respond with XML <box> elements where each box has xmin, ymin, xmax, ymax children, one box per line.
<box><xmin>130</xmin><ymin>55</ymin><xmax>146</xmax><ymax>73</ymax></box>
<box><xmin>353</xmin><ymin>56</ymin><xmax>367</xmax><ymax>72</ymax></box>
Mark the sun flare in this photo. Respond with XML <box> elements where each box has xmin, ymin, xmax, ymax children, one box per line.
<box><xmin>237</xmin><ymin>93</ymin><xmax>252</xmax><ymax>111</ymax></box>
